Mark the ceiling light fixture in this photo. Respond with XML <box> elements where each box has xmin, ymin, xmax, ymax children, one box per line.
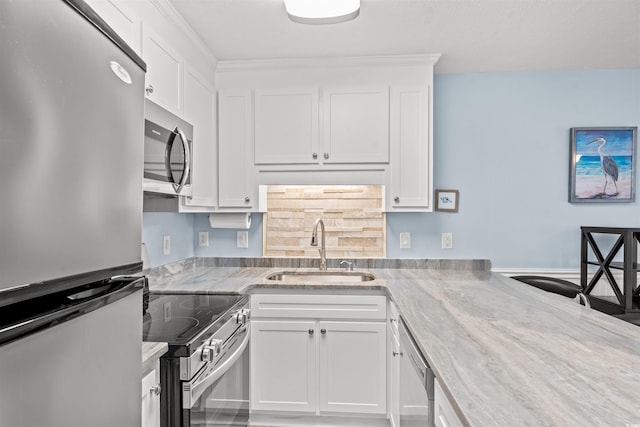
<box><xmin>284</xmin><ymin>0</ymin><xmax>360</xmax><ymax>25</ymax></box>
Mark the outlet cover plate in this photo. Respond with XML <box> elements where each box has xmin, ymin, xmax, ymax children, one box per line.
<box><xmin>399</xmin><ymin>232</ymin><xmax>411</xmax><ymax>249</ymax></box>
<box><xmin>237</xmin><ymin>231</ymin><xmax>248</xmax><ymax>249</ymax></box>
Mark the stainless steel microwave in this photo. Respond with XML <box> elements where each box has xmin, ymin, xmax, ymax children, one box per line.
<box><xmin>143</xmin><ymin>99</ymin><xmax>193</xmax><ymax>196</ymax></box>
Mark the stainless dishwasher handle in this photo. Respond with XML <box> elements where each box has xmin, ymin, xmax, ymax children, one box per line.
<box><xmin>184</xmin><ymin>323</ymin><xmax>250</xmax><ymax>408</ymax></box>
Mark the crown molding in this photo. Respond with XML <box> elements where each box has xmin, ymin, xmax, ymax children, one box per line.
<box><xmin>148</xmin><ymin>0</ymin><xmax>217</xmax><ymax>67</ymax></box>
<box><xmin>216</xmin><ymin>54</ymin><xmax>441</xmax><ymax>73</ymax></box>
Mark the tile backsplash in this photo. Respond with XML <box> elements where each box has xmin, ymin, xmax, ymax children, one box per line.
<box><xmin>263</xmin><ymin>185</ymin><xmax>386</xmax><ymax>258</ymax></box>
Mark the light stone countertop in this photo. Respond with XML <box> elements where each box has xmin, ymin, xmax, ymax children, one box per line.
<box><xmin>147</xmin><ymin>260</ymin><xmax>640</xmax><ymax>427</ymax></box>
<box><xmin>142</xmin><ymin>341</ymin><xmax>167</xmax><ymax>374</ymax></box>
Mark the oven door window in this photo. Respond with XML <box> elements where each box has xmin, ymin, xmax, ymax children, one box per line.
<box><xmin>184</xmin><ymin>334</ymin><xmax>249</xmax><ymax>426</ymax></box>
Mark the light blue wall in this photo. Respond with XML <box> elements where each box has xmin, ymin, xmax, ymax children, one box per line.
<box><xmin>142</xmin><ymin>68</ymin><xmax>640</xmax><ymax>269</ymax></box>
<box><xmin>388</xmin><ymin>68</ymin><xmax>639</xmax><ymax>268</ymax></box>
<box><xmin>193</xmin><ymin>213</ymin><xmax>263</xmax><ymax>258</ymax></box>
<box><xmin>142</xmin><ymin>212</ymin><xmax>194</xmax><ymax>267</ymax></box>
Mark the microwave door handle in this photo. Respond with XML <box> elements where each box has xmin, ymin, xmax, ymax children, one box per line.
<box><xmin>164</xmin><ymin>131</ymin><xmax>178</xmax><ymax>187</ymax></box>
<box><xmin>172</xmin><ymin>126</ymin><xmax>190</xmax><ymax>194</ymax></box>
<box><xmin>184</xmin><ymin>324</ymin><xmax>250</xmax><ymax>409</ymax></box>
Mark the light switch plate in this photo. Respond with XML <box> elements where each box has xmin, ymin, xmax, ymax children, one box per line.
<box><xmin>163</xmin><ymin>235</ymin><xmax>171</xmax><ymax>255</ymax></box>
<box><xmin>400</xmin><ymin>232</ymin><xmax>411</xmax><ymax>249</ymax></box>
<box><xmin>198</xmin><ymin>231</ymin><xmax>209</xmax><ymax>247</ymax></box>
<box><xmin>442</xmin><ymin>232</ymin><xmax>453</xmax><ymax>249</ymax></box>
<box><xmin>237</xmin><ymin>231</ymin><xmax>248</xmax><ymax>249</ymax></box>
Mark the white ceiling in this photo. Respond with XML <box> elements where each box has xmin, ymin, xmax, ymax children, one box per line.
<box><xmin>169</xmin><ymin>0</ymin><xmax>640</xmax><ymax>74</ymax></box>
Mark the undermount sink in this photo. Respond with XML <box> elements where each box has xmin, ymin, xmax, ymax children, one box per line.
<box><xmin>265</xmin><ymin>270</ymin><xmax>376</xmax><ymax>283</ymax></box>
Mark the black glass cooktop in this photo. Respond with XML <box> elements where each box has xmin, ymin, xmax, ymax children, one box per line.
<box><xmin>142</xmin><ymin>292</ymin><xmax>243</xmax><ymax>346</ymax></box>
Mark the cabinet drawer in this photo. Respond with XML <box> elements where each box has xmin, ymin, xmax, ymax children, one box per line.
<box><xmin>251</xmin><ymin>294</ymin><xmax>386</xmax><ymax>320</ymax></box>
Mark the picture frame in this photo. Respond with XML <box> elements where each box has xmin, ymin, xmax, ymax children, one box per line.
<box><xmin>569</xmin><ymin>127</ymin><xmax>637</xmax><ymax>203</ymax></box>
<box><xmin>435</xmin><ymin>189</ymin><xmax>459</xmax><ymax>212</ymax></box>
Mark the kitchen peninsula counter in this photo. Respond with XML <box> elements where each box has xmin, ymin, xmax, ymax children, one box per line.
<box><xmin>147</xmin><ymin>258</ymin><xmax>640</xmax><ymax>426</ymax></box>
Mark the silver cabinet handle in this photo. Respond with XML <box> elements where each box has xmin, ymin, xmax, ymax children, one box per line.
<box><xmin>320</xmin><ymin>328</ymin><xmax>326</xmax><ymax>334</ymax></box>
<box><xmin>394</xmin><ymin>196</ymin><xmax>400</xmax><ymax>203</ymax></box>
<box><xmin>145</xmin><ymin>85</ymin><xmax>154</xmax><ymax>95</ymax></box>
<box><xmin>312</xmin><ymin>152</ymin><xmax>318</xmax><ymax>159</ymax></box>
<box><xmin>244</xmin><ymin>196</ymin><xmax>250</xmax><ymax>203</ymax></box>
<box><xmin>150</xmin><ymin>384</ymin><xmax>161</xmax><ymax>396</ymax></box>
<box><xmin>308</xmin><ymin>329</ymin><xmax>314</xmax><ymax>335</ymax></box>
<box><xmin>324</xmin><ymin>153</ymin><xmax>329</xmax><ymax>160</ymax></box>
<box><xmin>392</xmin><ymin>351</ymin><xmax>403</xmax><ymax>357</ymax></box>
<box><xmin>390</xmin><ymin>318</ymin><xmax>397</xmax><ymax>323</ymax></box>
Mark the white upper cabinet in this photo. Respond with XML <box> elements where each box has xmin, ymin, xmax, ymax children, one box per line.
<box><xmin>218</xmin><ymin>89</ymin><xmax>255</xmax><ymax>210</ymax></box>
<box><xmin>388</xmin><ymin>85</ymin><xmax>432</xmax><ymax>210</ymax></box>
<box><xmin>254</xmin><ymin>89</ymin><xmax>319</xmax><ymax>165</ymax></box>
<box><xmin>179</xmin><ymin>65</ymin><xmax>217</xmax><ymax>210</ymax></box>
<box><xmin>323</xmin><ymin>87</ymin><xmax>389</xmax><ymax>164</ymax></box>
<box><xmin>142</xmin><ymin>24</ymin><xmax>184</xmax><ymax>116</ymax></box>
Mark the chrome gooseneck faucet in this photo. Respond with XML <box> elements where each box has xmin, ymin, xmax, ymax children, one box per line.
<box><xmin>310</xmin><ymin>217</ymin><xmax>327</xmax><ymax>270</ymax></box>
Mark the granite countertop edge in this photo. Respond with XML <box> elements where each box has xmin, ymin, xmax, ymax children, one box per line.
<box><xmin>145</xmin><ymin>258</ymin><xmax>640</xmax><ymax>427</ymax></box>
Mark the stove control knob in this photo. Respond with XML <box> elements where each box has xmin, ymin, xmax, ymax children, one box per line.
<box><xmin>201</xmin><ymin>340</ymin><xmax>222</xmax><ymax>362</ymax></box>
<box><xmin>236</xmin><ymin>309</ymin><xmax>251</xmax><ymax>325</ymax></box>
<box><xmin>201</xmin><ymin>346</ymin><xmax>214</xmax><ymax>362</ymax></box>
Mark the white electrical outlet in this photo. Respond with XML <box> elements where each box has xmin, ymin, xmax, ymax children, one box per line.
<box><xmin>198</xmin><ymin>231</ymin><xmax>209</xmax><ymax>247</ymax></box>
<box><xmin>442</xmin><ymin>232</ymin><xmax>453</xmax><ymax>249</ymax></box>
<box><xmin>163</xmin><ymin>235</ymin><xmax>171</xmax><ymax>255</ymax></box>
<box><xmin>399</xmin><ymin>232</ymin><xmax>411</xmax><ymax>249</ymax></box>
<box><xmin>237</xmin><ymin>231</ymin><xmax>248</xmax><ymax>249</ymax></box>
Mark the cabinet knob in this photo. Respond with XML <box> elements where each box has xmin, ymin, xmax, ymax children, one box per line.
<box><xmin>394</xmin><ymin>196</ymin><xmax>400</xmax><ymax>203</ymax></box>
<box><xmin>244</xmin><ymin>196</ymin><xmax>250</xmax><ymax>203</ymax></box>
<box><xmin>150</xmin><ymin>384</ymin><xmax>161</xmax><ymax>396</ymax></box>
<box><xmin>392</xmin><ymin>351</ymin><xmax>403</xmax><ymax>357</ymax></box>
<box><xmin>308</xmin><ymin>329</ymin><xmax>314</xmax><ymax>335</ymax></box>
<box><xmin>324</xmin><ymin>153</ymin><xmax>329</xmax><ymax>160</ymax></box>
<box><xmin>145</xmin><ymin>85</ymin><xmax>154</xmax><ymax>95</ymax></box>
<box><xmin>320</xmin><ymin>328</ymin><xmax>327</xmax><ymax>335</ymax></box>
<box><xmin>312</xmin><ymin>152</ymin><xmax>318</xmax><ymax>159</ymax></box>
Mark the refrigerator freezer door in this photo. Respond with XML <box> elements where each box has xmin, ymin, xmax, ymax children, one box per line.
<box><xmin>0</xmin><ymin>287</ymin><xmax>143</xmax><ymax>427</ymax></box>
<box><xmin>0</xmin><ymin>0</ymin><xmax>145</xmax><ymax>292</ymax></box>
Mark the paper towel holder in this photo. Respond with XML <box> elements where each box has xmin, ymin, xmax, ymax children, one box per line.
<box><xmin>208</xmin><ymin>213</ymin><xmax>252</xmax><ymax>229</ymax></box>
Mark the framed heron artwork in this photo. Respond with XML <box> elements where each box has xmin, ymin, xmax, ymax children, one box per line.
<box><xmin>569</xmin><ymin>127</ymin><xmax>637</xmax><ymax>203</ymax></box>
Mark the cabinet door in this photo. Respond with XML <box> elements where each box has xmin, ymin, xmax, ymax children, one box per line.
<box><xmin>84</xmin><ymin>0</ymin><xmax>140</xmax><ymax>53</ymax></box>
<box><xmin>318</xmin><ymin>321</ymin><xmax>387</xmax><ymax>414</ymax></box>
<box><xmin>181</xmin><ymin>66</ymin><xmax>216</xmax><ymax>209</ymax></box>
<box><xmin>250</xmin><ymin>320</ymin><xmax>316</xmax><ymax>413</ymax></box>
<box><xmin>218</xmin><ymin>89</ymin><xmax>254</xmax><ymax>209</ymax></box>
<box><xmin>142</xmin><ymin>24</ymin><xmax>183</xmax><ymax>116</ymax></box>
<box><xmin>389</xmin><ymin>86</ymin><xmax>431</xmax><ymax>210</ymax></box>
<box><xmin>141</xmin><ymin>366</ymin><xmax>160</xmax><ymax>427</ymax></box>
<box><xmin>389</xmin><ymin>329</ymin><xmax>400</xmax><ymax>427</ymax></box>
<box><xmin>323</xmin><ymin>87</ymin><xmax>389</xmax><ymax>164</ymax></box>
<box><xmin>255</xmin><ymin>89</ymin><xmax>319</xmax><ymax>165</ymax></box>
<box><xmin>434</xmin><ymin>379</ymin><xmax>464</xmax><ymax>427</ymax></box>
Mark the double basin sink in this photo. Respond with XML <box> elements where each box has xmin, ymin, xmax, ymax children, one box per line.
<box><xmin>265</xmin><ymin>270</ymin><xmax>375</xmax><ymax>283</ymax></box>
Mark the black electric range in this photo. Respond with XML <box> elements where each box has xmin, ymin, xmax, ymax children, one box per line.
<box><xmin>142</xmin><ymin>292</ymin><xmax>251</xmax><ymax>427</ymax></box>
<box><xmin>143</xmin><ymin>292</ymin><xmax>246</xmax><ymax>356</ymax></box>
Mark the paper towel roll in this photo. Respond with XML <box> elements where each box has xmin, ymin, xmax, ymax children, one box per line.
<box><xmin>208</xmin><ymin>213</ymin><xmax>252</xmax><ymax>229</ymax></box>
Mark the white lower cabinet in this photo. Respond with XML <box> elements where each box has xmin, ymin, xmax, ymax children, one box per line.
<box><xmin>434</xmin><ymin>378</ymin><xmax>464</xmax><ymax>427</ymax></box>
<box><xmin>250</xmin><ymin>294</ymin><xmax>387</xmax><ymax>417</ymax></box>
<box><xmin>318</xmin><ymin>321</ymin><xmax>387</xmax><ymax>414</ymax></box>
<box><xmin>141</xmin><ymin>362</ymin><xmax>160</xmax><ymax>427</ymax></box>
<box><xmin>250</xmin><ymin>320</ymin><xmax>317</xmax><ymax>412</ymax></box>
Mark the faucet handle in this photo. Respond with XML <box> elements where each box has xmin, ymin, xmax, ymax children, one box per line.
<box><xmin>340</xmin><ymin>260</ymin><xmax>354</xmax><ymax>271</ymax></box>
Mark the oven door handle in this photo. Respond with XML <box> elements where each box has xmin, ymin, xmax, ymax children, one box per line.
<box><xmin>184</xmin><ymin>324</ymin><xmax>250</xmax><ymax>409</ymax></box>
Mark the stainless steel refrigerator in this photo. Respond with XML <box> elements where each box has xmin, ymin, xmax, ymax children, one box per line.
<box><xmin>0</xmin><ymin>1</ymin><xmax>146</xmax><ymax>426</ymax></box>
